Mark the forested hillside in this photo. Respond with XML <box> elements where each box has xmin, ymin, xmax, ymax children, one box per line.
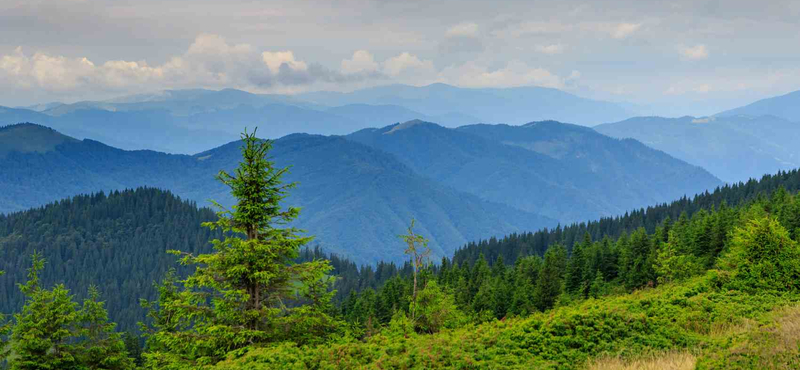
<box><xmin>348</xmin><ymin>120</ymin><xmax>720</xmax><ymax>222</ymax></box>
<box><xmin>0</xmin><ymin>188</ymin><xmax>220</xmax><ymax>333</ymax></box>
<box><xmin>0</xmin><ymin>123</ymin><xmax>552</xmax><ymax>264</ymax></box>
<box><xmin>2</xmin><ymin>132</ymin><xmax>799</xmax><ymax>369</ymax></box>
<box><xmin>213</xmin><ymin>170</ymin><xmax>800</xmax><ymax>370</ymax></box>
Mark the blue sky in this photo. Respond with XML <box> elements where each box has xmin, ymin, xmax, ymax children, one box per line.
<box><xmin>2</xmin><ymin>0</ymin><xmax>799</xmax><ymax>116</ymax></box>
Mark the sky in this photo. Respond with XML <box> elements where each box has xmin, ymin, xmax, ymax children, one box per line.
<box><xmin>1</xmin><ymin>0</ymin><xmax>800</xmax><ymax>116</ymax></box>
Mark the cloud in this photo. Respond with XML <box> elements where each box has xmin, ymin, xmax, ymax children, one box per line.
<box><xmin>535</xmin><ymin>44</ymin><xmax>566</xmax><ymax>55</ymax></box>
<box><xmin>492</xmin><ymin>21</ymin><xmax>571</xmax><ymax>38</ymax></box>
<box><xmin>0</xmin><ymin>34</ymin><xmax>370</xmax><ymax>95</ymax></box>
<box><xmin>609</xmin><ymin>23</ymin><xmax>642</xmax><ymax>39</ymax></box>
<box><xmin>439</xmin><ymin>22</ymin><xmax>484</xmax><ymax>54</ymax></box>
<box><xmin>341</xmin><ymin>50</ymin><xmax>379</xmax><ymax>74</ymax></box>
<box><xmin>446</xmin><ymin>22</ymin><xmax>479</xmax><ymax>37</ymax></box>
<box><xmin>382</xmin><ymin>52</ymin><xmax>435</xmax><ymax>77</ymax></box>
<box><xmin>438</xmin><ymin>60</ymin><xmax>567</xmax><ymax>89</ymax></box>
<box><xmin>678</xmin><ymin>44</ymin><xmax>709</xmax><ymax>60</ymax></box>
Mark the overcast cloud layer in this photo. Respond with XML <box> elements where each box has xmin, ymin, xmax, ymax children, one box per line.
<box><xmin>2</xmin><ymin>0</ymin><xmax>800</xmax><ymax>116</ymax></box>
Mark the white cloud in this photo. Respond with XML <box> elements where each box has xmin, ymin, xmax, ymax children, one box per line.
<box><xmin>535</xmin><ymin>44</ymin><xmax>566</xmax><ymax>55</ymax></box>
<box><xmin>261</xmin><ymin>51</ymin><xmax>308</xmax><ymax>74</ymax></box>
<box><xmin>0</xmin><ymin>34</ymin><xmax>335</xmax><ymax>94</ymax></box>
<box><xmin>446</xmin><ymin>22</ymin><xmax>479</xmax><ymax>37</ymax></box>
<box><xmin>341</xmin><ymin>50</ymin><xmax>379</xmax><ymax>74</ymax></box>
<box><xmin>382</xmin><ymin>52</ymin><xmax>435</xmax><ymax>77</ymax></box>
<box><xmin>609</xmin><ymin>23</ymin><xmax>642</xmax><ymax>39</ymax></box>
<box><xmin>678</xmin><ymin>44</ymin><xmax>709</xmax><ymax>60</ymax></box>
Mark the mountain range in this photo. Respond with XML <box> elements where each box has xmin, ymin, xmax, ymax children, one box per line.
<box><xmin>595</xmin><ymin>115</ymin><xmax>800</xmax><ymax>183</ymax></box>
<box><xmin>349</xmin><ymin>120</ymin><xmax>720</xmax><ymax>223</ymax></box>
<box><xmin>0</xmin><ymin>123</ymin><xmax>552</xmax><ymax>264</ymax></box>
<box><xmin>716</xmin><ymin>89</ymin><xmax>800</xmax><ymax>122</ymax></box>
<box><xmin>0</xmin><ymin>120</ymin><xmax>720</xmax><ymax>263</ymax></box>
<box><xmin>1</xmin><ymin>84</ymin><xmax>635</xmax><ymax>153</ymax></box>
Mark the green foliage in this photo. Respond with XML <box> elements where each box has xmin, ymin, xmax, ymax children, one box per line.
<box><xmin>411</xmin><ymin>281</ymin><xmax>466</xmax><ymax>334</ymax></box>
<box><xmin>9</xmin><ymin>253</ymin><xmax>81</xmax><ymax>370</ymax></box>
<box><xmin>207</xmin><ymin>274</ymin><xmax>800</xmax><ymax>369</ymax></box>
<box><xmin>655</xmin><ymin>231</ymin><xmax>703</xmax><ymax>284</ymax></box>
<box><xmin>534</xmin><ymin>244</ymin><xmax>567</xmax><ymax>312</ymax></box>
<box><xmin>142</xmin><ymin>130</ymin><xmax>342</xmax><ymax>367</ymax></box>
<box><xmin>74</xmin><ymin>287</ymin><xmax>134</xmax><ymax>370</ymax></box>
<box><xmin>6</xmin><ymin>254</ymin><xmax>133</xmax><ymax>370</ymax></box>
<box><xmin>719</xmin><ymin>216</ymin><xmax>800</xmax><ymax>293</ymax></box>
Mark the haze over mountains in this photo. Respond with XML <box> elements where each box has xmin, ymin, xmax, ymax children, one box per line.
<box><xmin>596</xmin><ymin>114</ymin><xmax>800</xmax><ymax>183</ymax></box>
<box><xmin>0</xmin><ymin>120</ymin><xmax>719</xmax><ymax>263</ymax></box>
<box><xmin>716</xmin><ymin>90</ymin><xmax>800</xmax><ymax>122</ymax></box>
<box><xmin>348</xmin><ymin>120</ymin><xmax>719</xmax><ymax>223</ymax></box>
<box><xmin>1</xmin><ymin>83</ymin><xmax>633</xmax><ymax>153</ymax></box>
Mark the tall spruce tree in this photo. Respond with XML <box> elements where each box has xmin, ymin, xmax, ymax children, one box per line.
<box><xmin>534</xmin><ymin>244</ymin><xmax>567</xmax><ymax>311</ymax></box>
<box><xmin>75</xmin><ymin>287</ymin><xmax>134</xmax><ymax>370</ymax></box>
<box><xmin>143</xmin><ymin>130</ymin><xmax>341</xmax><ymax>368</ymax></box>
<box><xmin>8</xmin><ymin>253</ymin><xmax>81</xmax><ymax>370</ymax></box>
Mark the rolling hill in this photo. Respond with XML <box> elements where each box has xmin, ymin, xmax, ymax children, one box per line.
<box><xmin>0</xmin><ymin>123</ymin><xmax>553</xmax><ymax>264</ymax></box>
<box><xmin>347</xmin><ymin>120</ymin><xmax>721</xmax><ymax>223</ymax></box>
<box><xmin>594</xmin><ymin>115</ymin><xmax>800</xmax><ymax>183</ymax></box>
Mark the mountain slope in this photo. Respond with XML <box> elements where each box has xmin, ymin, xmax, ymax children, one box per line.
<box><xmin>0</xmin><ymin>123</ymin><xmax>553</xmax><ymax>264</ymax></box>
<box><xmin>300</xmin><ymin>83</ymin><xmax>634</xmax><ymax>126</ymax></box>
<box><xmin>595</xmin><ymin>115</ymin><xmax>800</xmax><ymax>183</ymax></box>
<box><xmin>717</xmin><ymin>90</ymin><xmax>800</xmax><ymax>122</ymax></box>
<box><xmin>347</xmin><ymin>120</ymin><xmax>720</xmax><ymax>223</ymax></box>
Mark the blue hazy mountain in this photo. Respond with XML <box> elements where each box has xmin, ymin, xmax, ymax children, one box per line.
<box><xmin>716</xmin><ymin>90</ymin><xmax>800</xmax><ymax>122</ymax></box>
<box><xmin>300</xmin><ymin>83</ymin><xmax>634</xmax><ymax>126</ymax></box>
<box><xmin>0</xmin><ymin>123</ymin><xmax>553</xmax><ymax>264</ymax></box>
<box><xmin>347</xmin><ymin>120</ymin><xmax>721</xmax><ymax>223</ymax></box>
<box><xmin>1</xmin><ymin>85</ymin><xmax>635</xmax><ymax>153</ymax></box>
<box><xmin>595</xmin><ymin>115</ymin><xmax>800</xmax><ymax>183</ymax></box>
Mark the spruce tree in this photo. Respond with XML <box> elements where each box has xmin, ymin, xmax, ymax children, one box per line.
<box><xmin>534</xmin><ymin>244</ymin><xmax>567</xmax><ymax>311</ymax></box>
<box><xmin>74</xmin><ymin>287</ymin><xmax>133</xmax><ymax>370</ymax></box>
<box><xmin>9</xmin><ymin>253</ymin><xmax>80</xmax><ymax>370</ymax></box>
<box><xmin>143</xmin><ymin>130</ymin><xmax>341</xmax><ymax>367</ymax></box>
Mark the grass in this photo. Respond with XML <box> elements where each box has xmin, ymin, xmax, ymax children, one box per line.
<box><xmin>588</xmin><ymin>351</ymin><xmax>697</xmax><ymax>370</ymax></box>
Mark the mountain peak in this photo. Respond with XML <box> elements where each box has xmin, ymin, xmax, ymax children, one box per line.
<box><xmin>0</xmin><ymin>123</ymin><xmax>77</xmax><ymax>157</ymax></box>
<box><xmin>385</xmin><ymin>119</ymin><xmax>436</xmax><ymax>134</ymax></box>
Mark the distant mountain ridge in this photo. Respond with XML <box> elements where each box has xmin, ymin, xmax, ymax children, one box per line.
<box><xmin>717</xmin><ymin>89</ymin><xmax>800</xmax><ymax>122</ymax></box>
<box><xmin>1</xmin><ymin>84</ymin><xmax>635</xmax><ymax>153</ymax></box>
<box><xmin>595</xmin><ymin>115</ymin><xmax>800</xmax><ymax>183</ymax></box>
<box><xmin>300</xmin><ymin>83</ymin><xmax>634</xmax><ymax>126</ymax></box>
<box><xmin>0</xmin><ymin>123</ymin><xmax>553</xmax><ymax>264</ymax></box>
<box><xmin>347</xmin><ymin>120</ymin><xmax>721</xmax><ymax>223</ymax></box>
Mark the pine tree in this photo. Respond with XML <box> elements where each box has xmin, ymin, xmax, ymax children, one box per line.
<box><xmin>9</xmin><ymin>253</ymin><xmax>80</xmax><ymax>370</ymax></box>
<box><xmin>74</xmin><ymin>286</ymin><xmax>134</xmax><ymax>370</ymax></box>
<box><xmin>143</xmin><ymin>130</ymin><xmax>341</xmax><ymax>367</ymax></box>
<box><xmin>534</xmin><ymin>244</ymin><xmax>567</xmax><ymax>311</ymax></box>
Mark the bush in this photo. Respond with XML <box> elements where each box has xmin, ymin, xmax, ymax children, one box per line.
<box><xmin>719</xmin><ymin>217</ymin><xmax>800</xmax><ymax>293</ymax></box>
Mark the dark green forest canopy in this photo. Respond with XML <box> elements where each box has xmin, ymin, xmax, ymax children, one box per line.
<box><xmin>452</xmin><ymin>169</ymin><xmax>800</xmax><ymax>267</ymax></box>
<box><xmin>1</xmin><ymin>168</ymin><xmax>799</xmax><ymax>334</ymax></box>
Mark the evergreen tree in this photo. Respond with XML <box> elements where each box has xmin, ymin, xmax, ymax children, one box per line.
<box><xmin>74</xmin><ymin>287</ymin><xmax>133</xmax><ymax>370</ymax></box>
<box><xmin>534</xmin><ymin>244</ymin><xmax>567</xmax><ymax>311</ymax></box>
<box><xmin>8</xmin><ymin>253</ymin><xmax>80</xmax><ymax>370</ymax></box>
<box><xmin>143</xmin><ymin>130</ymin><xmax>341</xmax><ymax>367</ymax></box>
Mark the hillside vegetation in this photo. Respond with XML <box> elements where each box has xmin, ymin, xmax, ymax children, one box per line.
<box><xmin>1</xmin><ymin>132</ymin><xmax>799</xmax><ymax>369</ymax></box>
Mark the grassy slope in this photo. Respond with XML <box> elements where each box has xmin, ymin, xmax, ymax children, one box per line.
<box><xmin>211</xmin><ymin>273</ymin><xmax>800</xmax><ymax>369</ymax></box>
